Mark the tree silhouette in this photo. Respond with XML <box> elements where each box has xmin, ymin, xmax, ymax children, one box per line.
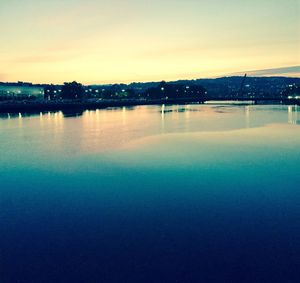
<box><xmin>61</xmin><ymin>81</ymin><xmax>83</xmax><ymax>100</ymax></box>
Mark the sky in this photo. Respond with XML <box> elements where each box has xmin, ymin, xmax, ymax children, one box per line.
<box><xmin>0</xmin><ymin>0</ymin><xmax>299</xmax><ymax>84</ymax></box>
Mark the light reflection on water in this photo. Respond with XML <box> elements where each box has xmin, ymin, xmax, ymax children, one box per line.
<box><xmin>0</xmin><ymin>104</ymin><xmax>300</xmax><ymax>282</ymax></box>
<box><xmin>0</xmin><ymin>104</ymin><xmax>299</xmax><ymax>154</ymax></box>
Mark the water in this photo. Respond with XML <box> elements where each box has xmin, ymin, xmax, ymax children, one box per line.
<box><xmin>0</xmin><ymin>104</ymin><xmax>299</xmax><ymax>282</ymax></box>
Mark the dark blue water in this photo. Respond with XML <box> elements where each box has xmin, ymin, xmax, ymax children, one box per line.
<box><xmin>1</xmin><ymin>105</ymin><xmax>299</xmax><ymax>282</ymax></box>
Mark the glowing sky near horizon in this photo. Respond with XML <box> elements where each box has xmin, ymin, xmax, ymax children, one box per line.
<box><xmin>0</xmin><ymin>0</ymin><xmax>299</xmax><ymax>84</ymax></box>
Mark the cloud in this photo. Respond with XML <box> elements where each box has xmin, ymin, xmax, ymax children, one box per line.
<box><xmin>232</xmin><ymin>66</ymin><xmax>300</xmax><ymax>77</ymax></box>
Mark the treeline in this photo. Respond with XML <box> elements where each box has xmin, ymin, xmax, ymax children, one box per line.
<box><xmin>45</xmin><ymin>81</ymin><xmax>206</xmax><ymax>100</ymax></box>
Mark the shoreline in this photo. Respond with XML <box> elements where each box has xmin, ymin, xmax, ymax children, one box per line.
<box><xmin>0</xmin><ymin>98</ymin><xmax>299</xmax><ymax>114</ymax></box>
<box><xmin>0</xmin><ymin>98</ymin><xmax>200</xmax><ymax>114</ymax></box>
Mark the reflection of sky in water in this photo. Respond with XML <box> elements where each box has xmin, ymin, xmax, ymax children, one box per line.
<box><xmin>0</xmin><ymin>105</ymin><xmax>300</xmax><ymax>282</ymax></box>
<box><xmin>0</xmin><ymin>105</ymin><xmax>299</xmax><ymax>156</ymax></box>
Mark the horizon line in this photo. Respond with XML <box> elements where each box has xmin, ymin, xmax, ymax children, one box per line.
<box><xmin>1</xmin><ymin>66</ymin><xmax>299</xmax><ymax>86</ymax></box>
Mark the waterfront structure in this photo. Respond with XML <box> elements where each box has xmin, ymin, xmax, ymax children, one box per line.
<box><xmin>0</xmin><ymin>83</ymin><xmax>44</xmax><ymax>99</ymax></box>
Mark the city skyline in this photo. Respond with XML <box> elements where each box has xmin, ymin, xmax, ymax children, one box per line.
<box><xmin>1</xmin><ymin>0</ymin><xmax>299</xmax><ymax>84</ymax></box>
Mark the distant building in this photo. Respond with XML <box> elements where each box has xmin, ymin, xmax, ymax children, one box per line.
<box><xmin>0</xmin><ymin>84</ymin><xmax>44</xmax><ymax>99</ymax></box>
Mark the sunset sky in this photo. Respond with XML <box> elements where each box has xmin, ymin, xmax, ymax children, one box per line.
<box><xmin>1</xmin><ymin>0</ymin><xmax>299</xmax><ymax>84</ymax></box>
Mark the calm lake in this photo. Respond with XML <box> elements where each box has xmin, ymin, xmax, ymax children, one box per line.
<box><xmin>0</xmin><ymin>104</ymin><xmax>299</xmax><ymax>282</ymax></box>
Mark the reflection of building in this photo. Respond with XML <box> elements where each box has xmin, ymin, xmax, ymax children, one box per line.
<box><xmin>288</xmin><ymin>106</ymin><xmax>298</xmax><ymax>125</ymax></box>
<box><xmin>0</xmin><ymin>84</ymin><xmax>44</xmax><ymax>99</ymax></box>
